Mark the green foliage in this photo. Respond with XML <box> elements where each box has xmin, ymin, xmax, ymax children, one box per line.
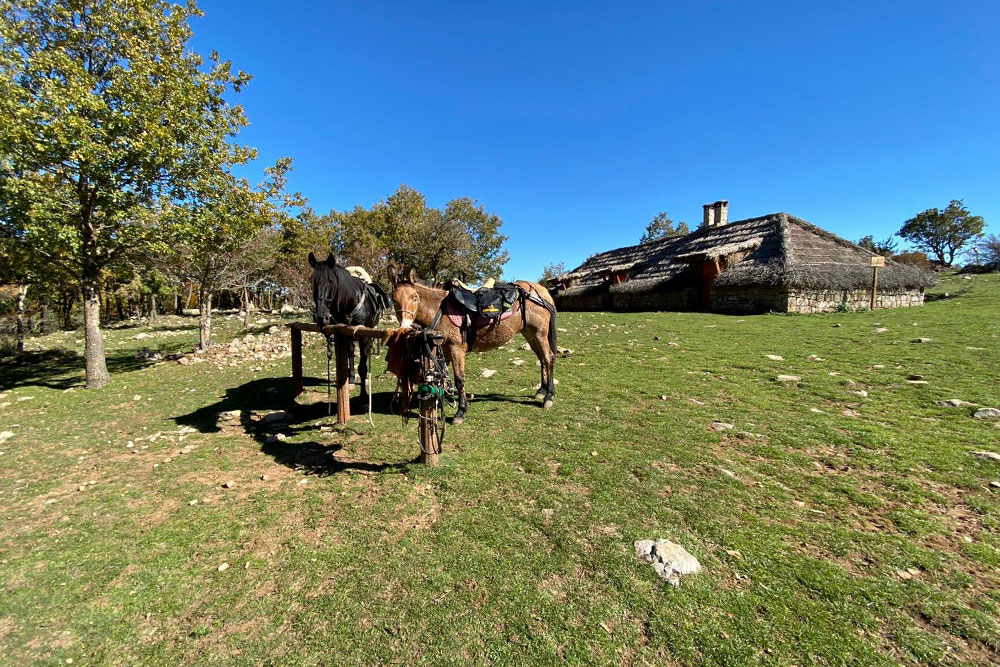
<box><xmin>539</xmin><ymin>261</ymin><xmax>567</xmax><ymax>283</ymax></box>
<box><xmin>898</xmin><ymin>200</ymin><xmax>985</xmax><ymax>266</ymax></box>
<box><xmin>0</xmin><ymin>0</ymin><xmax>255</xmax><ymax>385</ymax></box>
<box><xmin>640</xmin><ymin>212</ymin><xmax>689</xmax><ymax>244</ymax></box>
<box><xmin>855</xmin><ymin>234</ymin><xmax>898</xmax><ymax>256</ymax></box>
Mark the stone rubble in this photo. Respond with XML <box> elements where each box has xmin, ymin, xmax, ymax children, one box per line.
<box><xmin>973</xmin><ymin>408</ymin><xmax>1000</xmax><ymax>420</ymax></box>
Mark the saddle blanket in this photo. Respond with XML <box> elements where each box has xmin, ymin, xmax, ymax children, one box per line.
<box><xmin>442</xmin><ymin>295</ymin><xmax>517</xmax><ymax>329</ymax></box>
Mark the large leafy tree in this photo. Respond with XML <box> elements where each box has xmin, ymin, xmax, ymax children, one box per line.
<box><xmin>898</xmin><ymin>200</ymin><xmax>985</xmax><ymax>266</ymax></box>
<box><xmin>0</xmin><ymin>0</ymin><xmax>252</xmax><ymax>387</ymax></box>
<box><xmin>640</xmin><ymin>212</ymin><xmax>689</xmax><ymax>244</ymax></box>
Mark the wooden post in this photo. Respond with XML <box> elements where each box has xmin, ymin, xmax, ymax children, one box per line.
<box><xmin>418</xmin><ymin>351</ymin><xmax>441</xmax><ymax>466</ymax></box>
<box><xmin>870</xmin><ymin>256</ymin><xmax>885</xmax><ymax>310</ymax></box>
<box><xmin>290</xmin><ymin>325</ymin><xmax>303</xmax><ymax>396</ymax></box>
<box><xmin>335</xmin><ymin>332</ymin><xmax>352</xmax><ymax>424</ymax></box>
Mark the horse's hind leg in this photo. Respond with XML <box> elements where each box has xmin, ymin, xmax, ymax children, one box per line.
<box><xmin>525</xmin><ymin>330</ymin><xmax>555</xmax><ymax>409</ymax></box>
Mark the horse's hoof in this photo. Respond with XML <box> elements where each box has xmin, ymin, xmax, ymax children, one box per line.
<box><xmin>534</xmin><ymin>390</ymin><xmax>546</xmax><ymax>402</ymax></box>
<box><xmin>543</xmin><ymin>399</ymin><xmax>554</xmax><ymax>409</ymax></box>
<box><xmin>452</xmin><ymin>415</ymin><xmax>465</xmax><ymax>425</ymax></box>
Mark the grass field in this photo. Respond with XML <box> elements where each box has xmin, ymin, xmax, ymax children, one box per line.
<box><xmin>1</xmin><ymin>273</ymin><xmax>999</xmax><ymax>666</ymax></box>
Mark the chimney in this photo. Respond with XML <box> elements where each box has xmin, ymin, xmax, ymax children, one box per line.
<box><xmin>702</xmin><ymin>200</ymin><xmax>728</xmax><ymax>229</ymax></box>
<box><xmin>702</xmin><ymin>203</ymin><xmax>716</xmax><ymax>229</ymax></box>
<box><xmin>713</xmin><ymin>200</ymin><xmax>729</xmax><ymax>227</ymax></box>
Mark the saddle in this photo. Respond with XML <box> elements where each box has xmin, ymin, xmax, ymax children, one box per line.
<box><xmin>437</xmin><ymin>281</ymin><xmax>523</xmax><ymax>343</ymax></box>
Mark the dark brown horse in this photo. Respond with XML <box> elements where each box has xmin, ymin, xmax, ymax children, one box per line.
<box><xmin>389</xmin><ymin>267</ymin><xmax>558</xmax><ymax>424</ymax></box>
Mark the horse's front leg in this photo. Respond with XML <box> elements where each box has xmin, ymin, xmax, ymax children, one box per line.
<box><xmin>448</xmin><ymin>344</ymin><xmax>468</xmax><ymax>425</ymax></box>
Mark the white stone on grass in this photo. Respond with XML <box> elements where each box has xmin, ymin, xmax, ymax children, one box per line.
<box><xmin>634</xmin><ymin>539</ymin><xmax>702</xmax><ymax>586</ymax></box>
<box><xmin>775</xmin><ymin>375</ymin><xmax>801</xmax><ymax>382</ymax></box>
<box><xmin>973</xmin><ymin>408</ymin><xmax>1000</xmax><ymax>420</ymax></box>
<box><xmin>480</xmin><ymin>368</ymin><xmax>497</xmax><ymax>378</ymax></box>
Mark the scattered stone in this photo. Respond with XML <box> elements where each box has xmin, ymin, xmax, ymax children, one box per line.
<box><xmin>667</xmin><ymin>342</ymin><xmax>679</xmax><ymax>347</ymax></box>
<box><xmin>16</xmin><ymin>396</ymin><xmax>34</xmax><ymax>402</ymax></box>
<box><xmin>973</xmin><ymin>408</ymin><xmax>1000</xmax><ymax>420</ymax></box>
<box><xmin>765</xmin><ymin>354</ymin><xmax>784</xmax><ymax>361</ymax></box>
<box><xmin>652</xmin><ymin>336</ymin><xmax>661</xmax><ymax>341</ymax></box>
<box><xmin>990</xmin><ymin>481</ymin><xmax>1000</xmax><ymax>489</ymax></box>
<box><xmin>687</xmin><ymin>398</ymin><xmax>706</xmax><ymax>406</ymax></box>
<box><xmin>854</xmin><ymin>390</ymin><xmax>869</xmax><ymax>398</ymax></box>
<box><xmin>511</xmin><ymin>359</ymin><xmax>525</xmax><ymax>367</ymax></box>
<box><xmin>519</xmin><ymin>343</ymin><xmax>531</xmax><ymax>351</ymax></box>
<box><xmin>591</xmin><ymin>450</ymin><xmax>598</xmax><ymax>456</ymax></box>
<box><xmin>810</xmin><ymin>407</ymin><xmax>826</xmax><ymax>414</ymax></box>
<box><xmin>907</xmin><ymin>374</ymin><xmax>924</xmax><ymax>381</ymax></box>
<box><xmin>875</xmin><ymin>327</ymin><xmax>888</xmax><ymax>333</ymax></box>
<box><xmin>260</xmin><ymin>475</ymin><xmax>269</xmax><ymax>481</ymax></box>
<box><xmin>279</xmin><ymin>303</ymin><xmax>297</xmax><ymax>314</ymax></box>
<box><xmin>188</xmin><ymin>499</ymin><xmax>199</xmax><ymax>506</ymax></box>
<box><xmin>266</xmin><ymin>433</ymin><xmax>287</xmax><ymax>444</ymax></box>
<box><xmin>911</xmin><ymin>338</ymin><xmax>932</xmax><ymax>344</ymax></box>
<box><xmin>555</xmin><ymin>347</ymin><xmax>573</xmax><ymax>357</ymax></box>
<box><xmin>907</xmin><ymin>380</ymin><xmax>929</xmax><ymax>386</ymax></box>
<box><xmin>719</xmin><ymin>467</ymin><xmax>735</xmax><ymax>477</ymax></box>
<box><xmin>897</xmin><ymin>569</ymin><xmax>912</xmax><ymax>580</ymax></box>
<box><xmin>594</xmin><ymin>406</ymin><xmax>601</xmax><ymax>413</ymax></box>
<box><xmin>872</xmin><ymin>364</ymin><xmax>885</xmax><ymax>369</ymax></box>
<box><xmin>841</xmin><ymin>409</ymin><xmax>860</xmax><ymax>417</ymax></box>
<box><xmin>222</xmin><ymin>481</ymin><xmax>236</xmax><ymax>489</ymax></box>
<box><xmin>775</xmin><ymin>375</ymin><xmax>801</xmax><ymax>382</ymax></box>
<box><xmin>217</xmin><ymin>563</ymin><xmax>229</xmax><ymax>572</ymax></box>
<box><xmin>262</xmin><ymin>411</ymin><xmax>289</xmax><ymax>424</ymax></box>
<box><xmin>478</xmin><ymin>368</ymin><xmax>497</xmax><ymax>379</ymax></box>
<box><xmin>934</xmin><ymin>399</ymin><xmax>973</xmax><ymax>408</ymax></box>
<box><xmin>807</xmin><ymin>355</ymin><xmax>825</xmax><ymax>362</ymax></box>
<box><xmin>218</xmin><ymin>409</ymin><xmax>241</xmax><ymax>421</ymax></box>
<box><xmin>0</xmin><ymin>431</ymin><xmax>13</xmax><ymax>445</ymax></box>
<box><xmin>177</xmin><ymin>356</ymin><xmax>191</xmax><ymax>366</ymax></box>
<box><xmin>77</xmin><ymin>485</ymin><xmax>86</xmax><ymax>492</ymax></box>
<box><xmin>660</xmin><ymin>395</ymin><xmax>667</xmax><ymax>401</ymax></box>
<box><xmin>634</xmin><ymin>539</ymin><xmax>702</xmax><ymax>586</ymax></box>
<box><xmin>711</xmin><ymin>421</ymin><xmax>735</xmax><ymax>431</ymax></box>
<box><xmin>971</xmin><ymin>451</ymin><xmax>1000</xmax><ymax>462</ymax></box>
<box><xmin>832</xmin><ymin>323</ymin><xmax>842</xmax><ymax>327</ymax></box>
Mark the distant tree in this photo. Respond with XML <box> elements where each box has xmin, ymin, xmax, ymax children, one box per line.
<box><xmin>0</xmin><ymin>0</ymin><xmax>253</xmax><ymax>387</ymax></box>
<box><xmin>539</xmin><ymin>262</ymin><xmax>567</xmax><ymax>283</ymax></box>
<box><xmin>640</xmin><ymin>212</ymin><xmax>689</xmax><ymax>244</ymax></box>
<box><xmin>892</xmin><ymin>251</ymin><xmax>933</xmax><ymax>269</ymax></box>
<box><xmin>856</xmin><ymin>235</ymin><xmax>898</xmax><ymax>256</ymax></box>
<box><xmin>898</xmin><ymin>200</ymin><xmax>985</xmax><ymax>267</ymax></box>
<box><xmin>973</xmin><ymin>234</ymin><xmax>1000</xmax><ymax>269</ymax></box>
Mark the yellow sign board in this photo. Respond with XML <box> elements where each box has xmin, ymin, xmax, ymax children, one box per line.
<box><xmin>870</xmin><ymin>256</ymin><xmax>886</xmax><ymax>267</ymax></box>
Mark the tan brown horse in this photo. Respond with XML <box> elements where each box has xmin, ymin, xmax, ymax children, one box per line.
<box><xmin>389</xmin><ymin>267</ymin><xmax>558</xmax><ymax>424</ymax></box>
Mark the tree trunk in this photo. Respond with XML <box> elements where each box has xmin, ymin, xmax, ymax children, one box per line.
<box><xmin>243</xmin><ymin>287</ymin><xmax>251</xmax><ymax>329</ymax></box>
<box><xmin>199</xmin><ymin>287</ymin><xmax>212</xmax><ymax>350</ymax></box>
<box><xmin>62</xmin><ymin>291</ymin><xmax>76</xmax><ymax>330</ymax></box>
<box><xmin>174</xmin><ymin>289</ymin><xmax>182</xmax><ymax>316</ymax></box>
<box><xmin>149</xmin><ymin>293</ymin><xmax>157</xmax><ymax>324</ymax></box>
<box><xmin>15</xmin><ymin>284</ymin><xmax>28</xmax><ymax>354</ymax></box>
<box><xmin>82</xmin><ymin>269</ymin><xmax>111</xmax><ymax>388</ymax></box>
<box><xmin>185</xmin><ymin>283</ymin><xmax>194</xmax><ymax>311</ymax></box>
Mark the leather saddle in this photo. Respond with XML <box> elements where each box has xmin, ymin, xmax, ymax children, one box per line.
<box><xmin>447</xmin><ymin>281</ymin><xmax>520</xmax><ymax>323</ymax></box>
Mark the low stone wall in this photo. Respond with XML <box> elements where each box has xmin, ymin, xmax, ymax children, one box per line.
<box><xmin>786</xmin><ymin>288</ymin><xmax>924</xmax><ymax>313</ymax></box>
<box><xmin>711</xmin><ymin>286</ymin><xmax>789</xmax><ymax>314</ymax></box>
<box><xmin>557</xmin><ymin>291</ymin><xmax>610</xmax><ymax>311</ymax></box>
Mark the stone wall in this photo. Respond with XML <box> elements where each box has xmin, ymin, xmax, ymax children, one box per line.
<box><xmin>786</xmin><ymin>288</ymin><xmax>924</xmax><ymax>313</ymax></box>
<box><xmin>710</xmin><ymin>286</ymin><xmax>789</xmax><ymax>314</ymax></box>
<box><xmin>612</xmin><ymin>287</ymin><xmax>695</xmax><ymax>311</ymax></box>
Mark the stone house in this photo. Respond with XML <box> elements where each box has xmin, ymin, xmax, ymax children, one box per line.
<box><xmin>553</xmin><ymin>201</ymin><xmax>934</xmax><ymax>314</ymax></box>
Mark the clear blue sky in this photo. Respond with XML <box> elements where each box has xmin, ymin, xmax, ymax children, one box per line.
<box><xmin>193</xmin><ymin>0</ymin><xmax>999</xmax><ymax>279</ymax></box>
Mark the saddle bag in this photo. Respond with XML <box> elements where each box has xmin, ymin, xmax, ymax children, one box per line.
<box><xmin>477</xmin><ymin>284</ymin><xmax>519</xmax><ymax>320</ymax></box>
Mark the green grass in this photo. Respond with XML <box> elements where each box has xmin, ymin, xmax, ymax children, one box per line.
<box><xmin>1</xmin><ymin>274</ymin><xmax>999</xmax><ymax>665</ymax></box>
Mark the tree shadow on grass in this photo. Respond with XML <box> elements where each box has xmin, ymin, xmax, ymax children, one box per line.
<box><xmin>0</xmin><ymin>348</ymin><xmax>160</xmax><ymax>391</ymax></box>
<box><xmin>172</xmin><ymin>375</ymin><xmax>415</xmax><ymax>477</ymax></box>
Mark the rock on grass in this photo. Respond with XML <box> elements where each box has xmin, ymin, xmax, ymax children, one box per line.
<box><xmin>775</xmin><ymin>375</ymin><xmax>801</xmax><ymax>382</ymax></box>
<box><xmin>634</xmin><ymin>539</ymin><xmax>702</xmax><ymax>586</ymax></box>
<box><xmin>973</xmin><ymin>408</ymin><xmax>1000</xmax><ymax>419</ymax></box>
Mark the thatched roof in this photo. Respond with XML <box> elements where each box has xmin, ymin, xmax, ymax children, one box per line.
<box><xmin>562</xmin><ymin>213</ymin><xmax>935</xmax><ymax>292</ymax></box>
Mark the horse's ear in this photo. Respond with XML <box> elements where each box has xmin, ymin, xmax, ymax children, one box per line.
<box><xmin>408</xmin><ymin>267</ymin><xmax>418</xmax><ymax>283</ymax></box>
<box><xmin>308</xmin><ymin>252</ymin><xmax>317</xmax><ymax>268</ymax></box>
<box><xmin>387</xmin><ymin>264</ymin><xmax>398</xmax><ymax>284</ymax></box>
<box><xmin>325</xmin><ymin>254</ymin><xmax>337</xmax><ymax>267</ymax></box>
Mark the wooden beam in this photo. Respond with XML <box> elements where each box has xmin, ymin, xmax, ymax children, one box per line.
<box><xmin>335</xmin><ymin>333</ymin><xmax>352</xmax><ymax>425</ymax></box>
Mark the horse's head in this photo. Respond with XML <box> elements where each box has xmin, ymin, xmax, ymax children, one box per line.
<box><xmin>308</xmin><ymin>252</ymin><xmax>340</xmax><ymax>329</ymax></box>
<box><xmin>388</xmin><ymin>264</ymin><xmax>421</xmax><ymax>328</ymax></box>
